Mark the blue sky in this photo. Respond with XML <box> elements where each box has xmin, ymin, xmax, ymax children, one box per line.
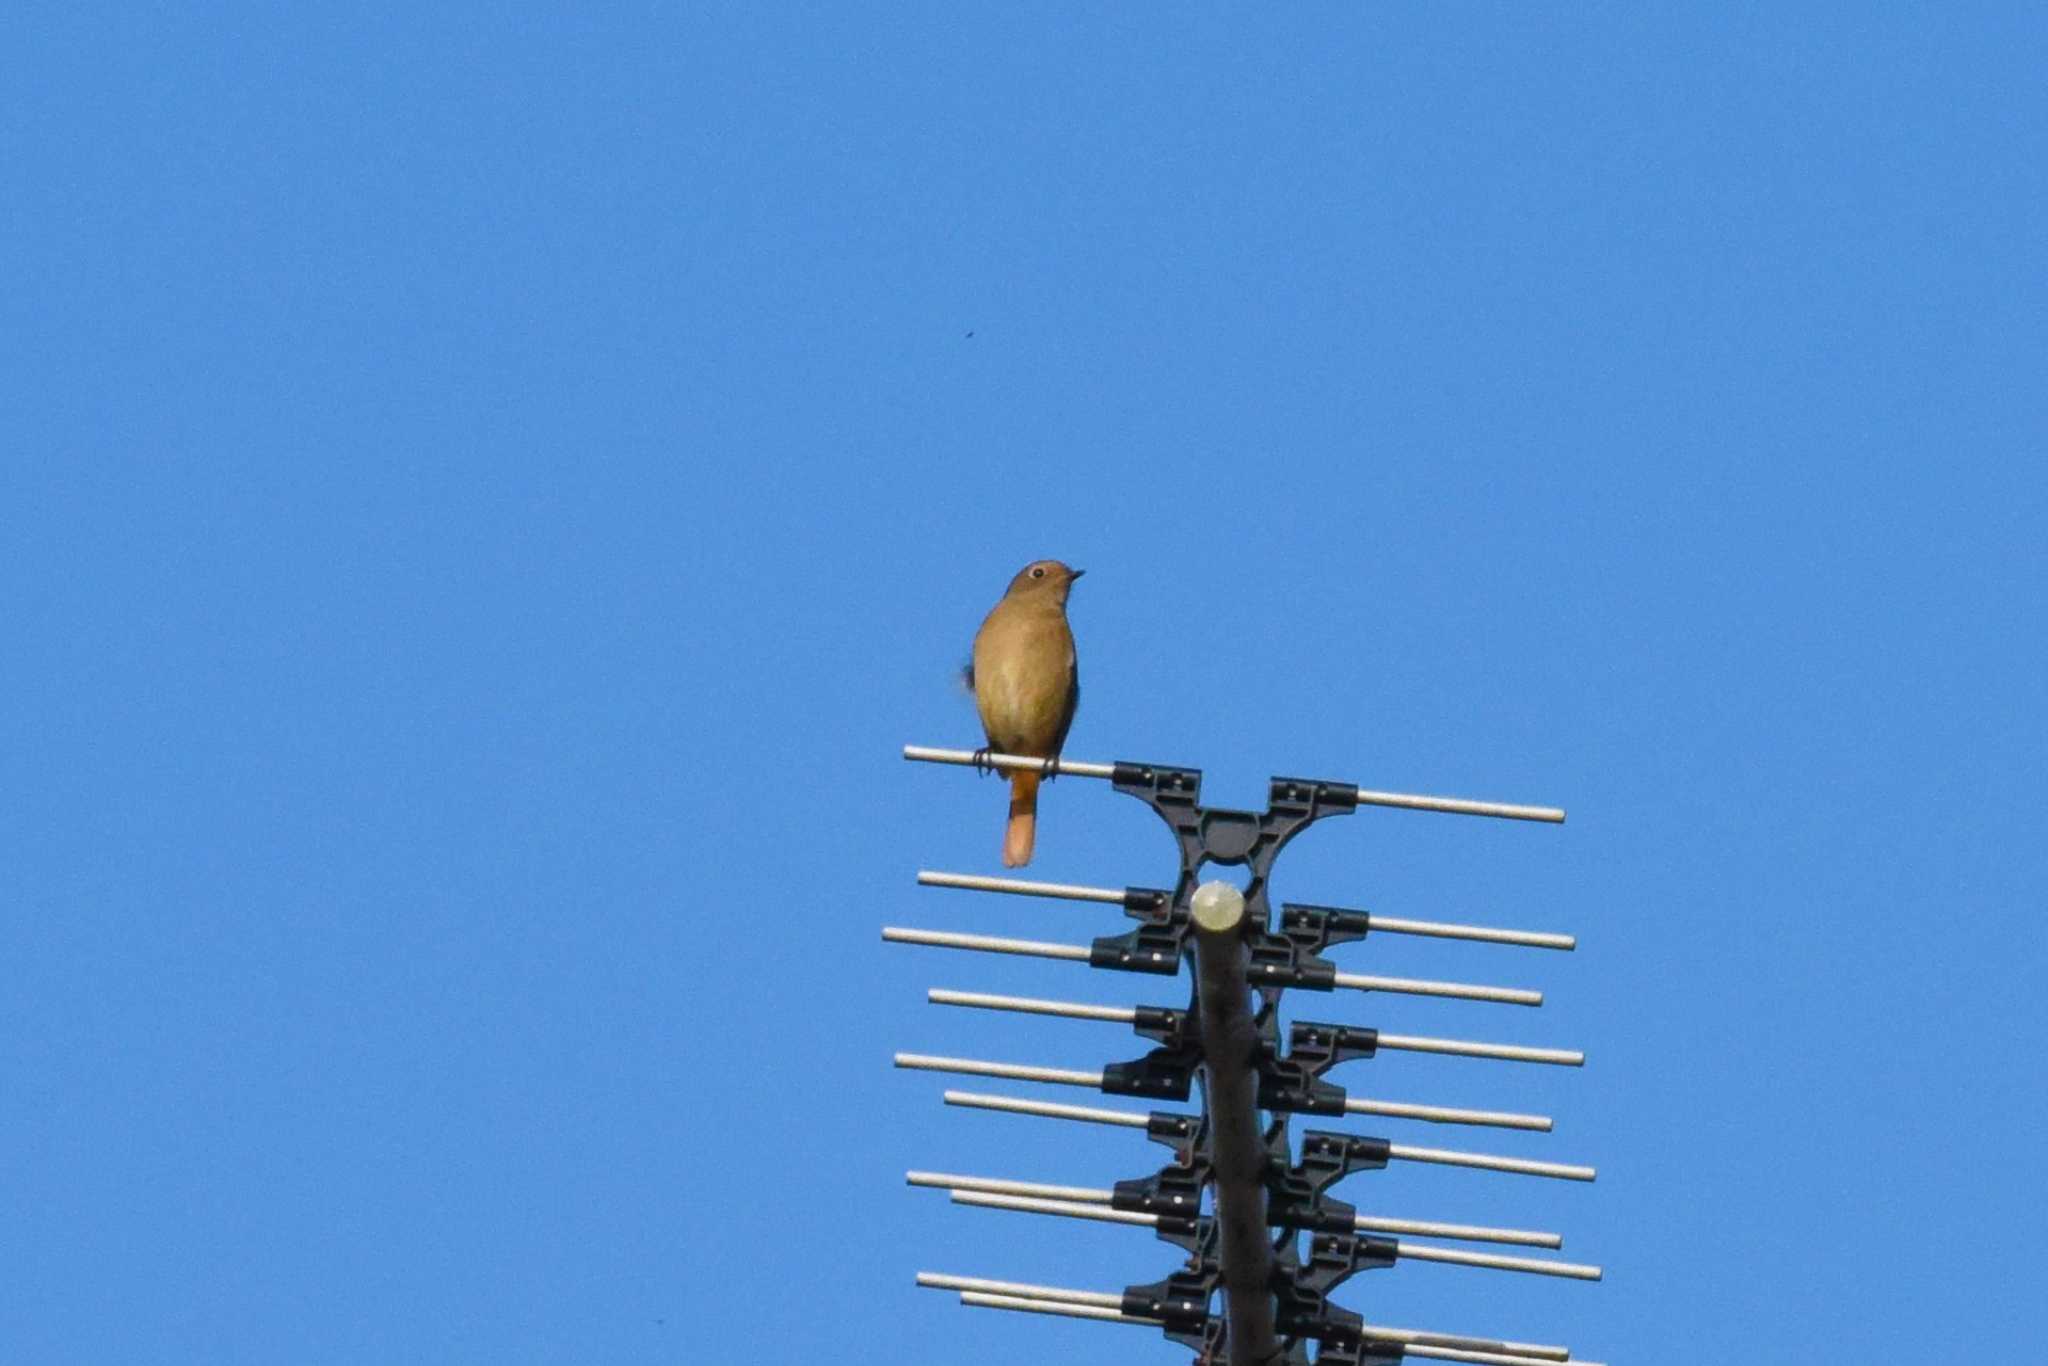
<box><xmin>5</xmin><ymin>5</ymin><xmax>2044</xmax><ymax>1363</ymax></box>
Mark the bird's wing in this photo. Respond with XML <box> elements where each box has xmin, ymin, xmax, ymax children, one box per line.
<box><xmin>1050</xmin><ymin>654</ymin><xmax>1079</xmax><ymax>759</ymax></box>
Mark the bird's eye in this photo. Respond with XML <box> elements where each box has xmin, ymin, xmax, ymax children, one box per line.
<box><xmin>1031</xmin><ymin>567</ymin><xmax>1046</xmax><ymax>578</ymax></box>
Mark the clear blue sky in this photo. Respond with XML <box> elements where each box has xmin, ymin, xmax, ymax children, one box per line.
<box><xmin>5</xmin><ymin>5</ymin><xmax>2044</xmax><ymax>1363</ymax></box>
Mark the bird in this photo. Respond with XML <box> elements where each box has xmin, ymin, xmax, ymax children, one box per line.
<box><xmin>966</xmin><ymin>560</ymin><xmax>1083</xmax><ymax>867</ymax></box>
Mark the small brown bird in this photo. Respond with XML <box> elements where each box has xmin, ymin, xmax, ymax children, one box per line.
<box><xmin>968</xmin><ymin>560</ymin><xmax>1083</xmax><ymax>867</ymax></box>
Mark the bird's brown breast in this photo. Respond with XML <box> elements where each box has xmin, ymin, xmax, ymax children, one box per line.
<box><xmin>971</xmin><ymin>602</ymin><xmax>1075</xmax><ymax>755</ymax></box>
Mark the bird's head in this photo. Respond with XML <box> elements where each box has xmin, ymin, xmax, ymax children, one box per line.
<box><xmin>1004</xmin><ymin>559</ymin><xmax>1085</xmax><ymax>605</ymax></box>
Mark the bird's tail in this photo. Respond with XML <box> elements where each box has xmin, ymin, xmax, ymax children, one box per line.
<box><xmin>1004</xmin><ymin>769</ymin><xmax>1040</xmax><ymax>868</ymax></box>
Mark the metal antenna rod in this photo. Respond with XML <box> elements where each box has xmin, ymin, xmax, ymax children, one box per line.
<box><xmin>902</xmin><ymin>744</ymin><xmax>1565</xmax><ymax>821</ymax></box>
<box><xmin>887</xmin><ymin>926</ymin><xmax>1544</xmax><ymax>1006</ymax></box>
<box><xmin>910</xmin><ymin>1169</ymin><xmax>1561</xmax><ymax>1246</ymax></box>
<box><xmin>957</xmin><ymin>1289</ymin><xmax>1149</xmax><ymax>1324</ymax></box>
<box><xmin>1392</xmin><ymin>1241</ymin><xmax>1603</xmax><ymax>1281</ymax></box>
<box><xmin>921</xmin><ymin>1275</ymin><xmax>1580</xmax><ymax>1361</ymax></box>
<box><xmin>939</xmin><ymin>1089</ymin><xmax>1597</xmax><ymax>1180</ymax></box>
<box><xmin>1346</xmin><ymin>1096</ymin><xmax>1552</xmax><ymax>1132</ymax></box>
<box><xmin>1388</xmin><ymin>1142</ymin><xmax>1598</xmax><ymax>1182</ymax></box>
<box><xmin>917</xmin><ymin>868</ymin><xmax>1577</xmax><ymax>949</ymax></box>
<box><xmin>951</xmin><ymin>1191</ymin><xmax>1601</xmax><ymax>1279</ymax></box>
<box><xmin>1332</xmin><ymin>968</ymin><xmax>1543</xmax><ymax>1007</ymax></box>
<box><xmin>942</xmin><ymin>1088</ymin><xmax>1152</xmax><ymax>1128</ymax></box>
<box><xmin>916</xmin><ymin>1271</ymin><xmax>1122</xmax><ymax>1307</ymax></box>
<box><xmin>1362</xmin><ymin>1325</ymin><xmax>1570</xmax><ymax>1362</ymax></box>
<box><xmin>928</xmin><ymin>988</ymin><xmax>1584</xmax><ymax>1065</ymax></box>
<box><xmin>1353</xmin><ymin>1214</ymin><xmax>1562</xmax><ymax>1249</ymax></box>
<box><xmin>906</xmin><ymin>1170</ymin><xmax>1117</xmax><ymax>1204</ymax></box>
<box><xmin>928</xmin><ymin>988</ymin><xmax>1138</xmax><ymax>1023</ymax></box>
<box><xmin>1190</xmin><ymin>881</ymin><xmax>1278</xmax><ymax>1366</ymax></box>
<box><xmin>951</xmin><ymin>1292</ymin><xmax>1609</xmax><ymax>1366</ymax></box>
<box><xmin>881</xmin><ymin>926</ymin><xmax>1089</xmax><ymax>962</ymax></box>
<box><xmin>952</xmin><ymin>1189</ymin><xmax>1159</xmax><ymax>1225</ymax></box>
<box><xmin>903</xmin><ymin>744</ymin><xmax>1117</xmax><ymax>779</ymax></box>
<box><xmin>917</xmin><ymin>868</ymin><xmax>1128</xmax><ymax>904</ymax></box>
<box><xmin>901</xmin><ymin>1051</ymin><xmax>1550</xmax><ymax>1130</ymax></box>
<box><xmin>1402</xmin><ymin>1347</ymin><xmax>1605</xmax><ymax>1366</ymax></box>
<box><xmin>1376</xmin><ymin>1031</ymin><xmax>1585</xmax><ymax>1067</ymax></box>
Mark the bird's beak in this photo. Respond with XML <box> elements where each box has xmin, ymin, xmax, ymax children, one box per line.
<box><xmin>1069</xmin><ymin>568</ymin><xmax>1086</xmax><ymax>581</ymax></box>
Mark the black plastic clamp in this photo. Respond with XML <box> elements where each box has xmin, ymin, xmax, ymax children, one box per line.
<box><xmin>1257</xmin><ymin>1020</ymin><xmax>1381</xmax><ymax>1115</ymax></box>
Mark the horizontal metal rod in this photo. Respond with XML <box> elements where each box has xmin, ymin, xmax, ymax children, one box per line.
<box><xmin>1395</xmin><ymin>1239</ymin><xmax>1603</xmax><ymax>1281</ymax></box>
<box><xmin>895</xmin><ymin>1052</ymin><xmax>1100</xmax><ymax>1088</ymax></box>
<box><xmin>1404</xmin><ymin>1346</ymin><xmax>1602</xmax><ymax>1366</ymax></box>
<box><xmin>1352</xmin><ymin>786</ymin><xmax>1565</xmax><ymax>823</ymax></box>
<box><xmin>928</xmin><ymin>988</ymin><xmax>1136</xmax><ymax>1023</ymax></box>
<box><xmin>1345</xmin><ymin>1096</ymin><xmax>1553</xmax><ymax>1131</ymax></box>
<box><xmin>952</xmin><ymin>1189</ymin><xmax>1159</xmax><ymax>1226</ymax></box>
<box><xmin>918</xmin><ymin>1164</ymin><xmax>1558</xmax><ymax>1252</ymax></box>
<box><xmin>1354</xmin><ymin>1325</ymin><xmax>1571</xmax><ymax>1362</ymax></box>
<box><xmin>933</xmin><ymin>1089</ymin><xmax>1581</xmax><ymax>1236</ymax></box>
<box><xmin>1376</xmin><ymin>1032</ymin><xmax>1584</xmax><ymax>1066</ymax></box>
<box><xmin>958</xmin><ymin>1290</ymin><xmax>1148</xmax><ymax>1325</ymax></box>
<box><xmin>904</xmin><ymin>744</ymin><xmax>1116</xmax><ymax>779</ymax></box>
<box><xmin>917</xmin><ymin>868</ymin><xmax>1127</xmax><ymax>904</ymax></box>
<box><xmin>917</xmin><ymin>1272</ymin><xmax>1124</xmax><ymax>1309</ymax></box>
<box><xmin>906</xmin><ymin>1170</ymin><xmax>1112</xmax><ymax>1204</ymax></box>
<box><xmin>904</xmin><ymin>743</ymin><xmax>1564</xmax><ymax>821</ymax></box>
<box><xmin>919</xmin><ymin>868</ymin><xmax>1576</xmax><ymax>953</ymax></box>
<box><xmin>946</xmin><ymin>1281</ymin><xmax>1590</xmax><ymax>1364</ymax></box>
<box><xmin>1389</xmin><ymin>1142</ymin><xmax>1598</xmax><ymax>1183</ymax></box>
<box><xmin>932</xmin><ymin>991</ymin><xmax>1581</xmax><ymax>1068</ymax></box>
<box><xmin>942</xmin><ymin>1089</ymin><xmax>1153</xmax><ymax>1128</ymax></box>
<box><xmin>882</xmin><ymin>926</ymin><xmax>1090</xmax><ymax>962</ymax></box>
<box><xmin>1334</xmin><ymin>970</ymin><xmax>1543</xmax><ymax>1007</ymax></box>
<box><xmin>1354</xmin><ymin>1214</ymin><xmax>1562</xmax><ymax>1249</ymax></box>
<box><xmin>950</xmin><ymin>1294</ymin><xmax>1589</xmax><ymax>1366</ymax></box>
<box><xmin>1367</xmin><ymin>912</ymin><xmax>1576</xmax><ymax>951</ymax></box>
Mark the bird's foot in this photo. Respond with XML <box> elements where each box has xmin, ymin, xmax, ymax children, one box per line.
<box><xmin>971</xmin><ymin>746</ymin><xmax>994</xmax><ymax>777</ymax></box>
<box><xmin>1040</xmin><ymin>753</ymin><xmax>1059</xmax><ymax>782</ymax></box>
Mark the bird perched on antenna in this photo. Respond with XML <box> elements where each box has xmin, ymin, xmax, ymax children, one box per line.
<box><xmin>964</xmin><ymin>560</ymin><xmax>1083</xmax><ymax>867</ymax></box>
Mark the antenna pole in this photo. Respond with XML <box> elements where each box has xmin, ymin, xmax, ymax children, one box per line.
<box><xmin>1190</xmin><ymin>881</ymin><xmax>1278</xmax><ymax>1365</ymax></box>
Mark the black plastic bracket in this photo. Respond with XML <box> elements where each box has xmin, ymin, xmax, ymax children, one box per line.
<box><xmin>1265</xmin><ymin>1129</ymin><xmax>1391</xmax><ymax>1237</ymax></box>
<box><xmin>1108</xmin><ymin>766</ymin><xmax>1358</xmax><ymax>955</ymax></box>
<box><xmin>1295</xmin><ymin>1231</ymin><xmax>1399</xmax><ymax>1298</ymax></box>
<box><xmin>1242</xmin><ymin>902</ymin><xmax>1376</xmax><ymax>993</ymax></box>
<box><xmin>1257</xmin><ymin>1021</ymin><xmax>1381</xmax><ymax>1116</ymax></box>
